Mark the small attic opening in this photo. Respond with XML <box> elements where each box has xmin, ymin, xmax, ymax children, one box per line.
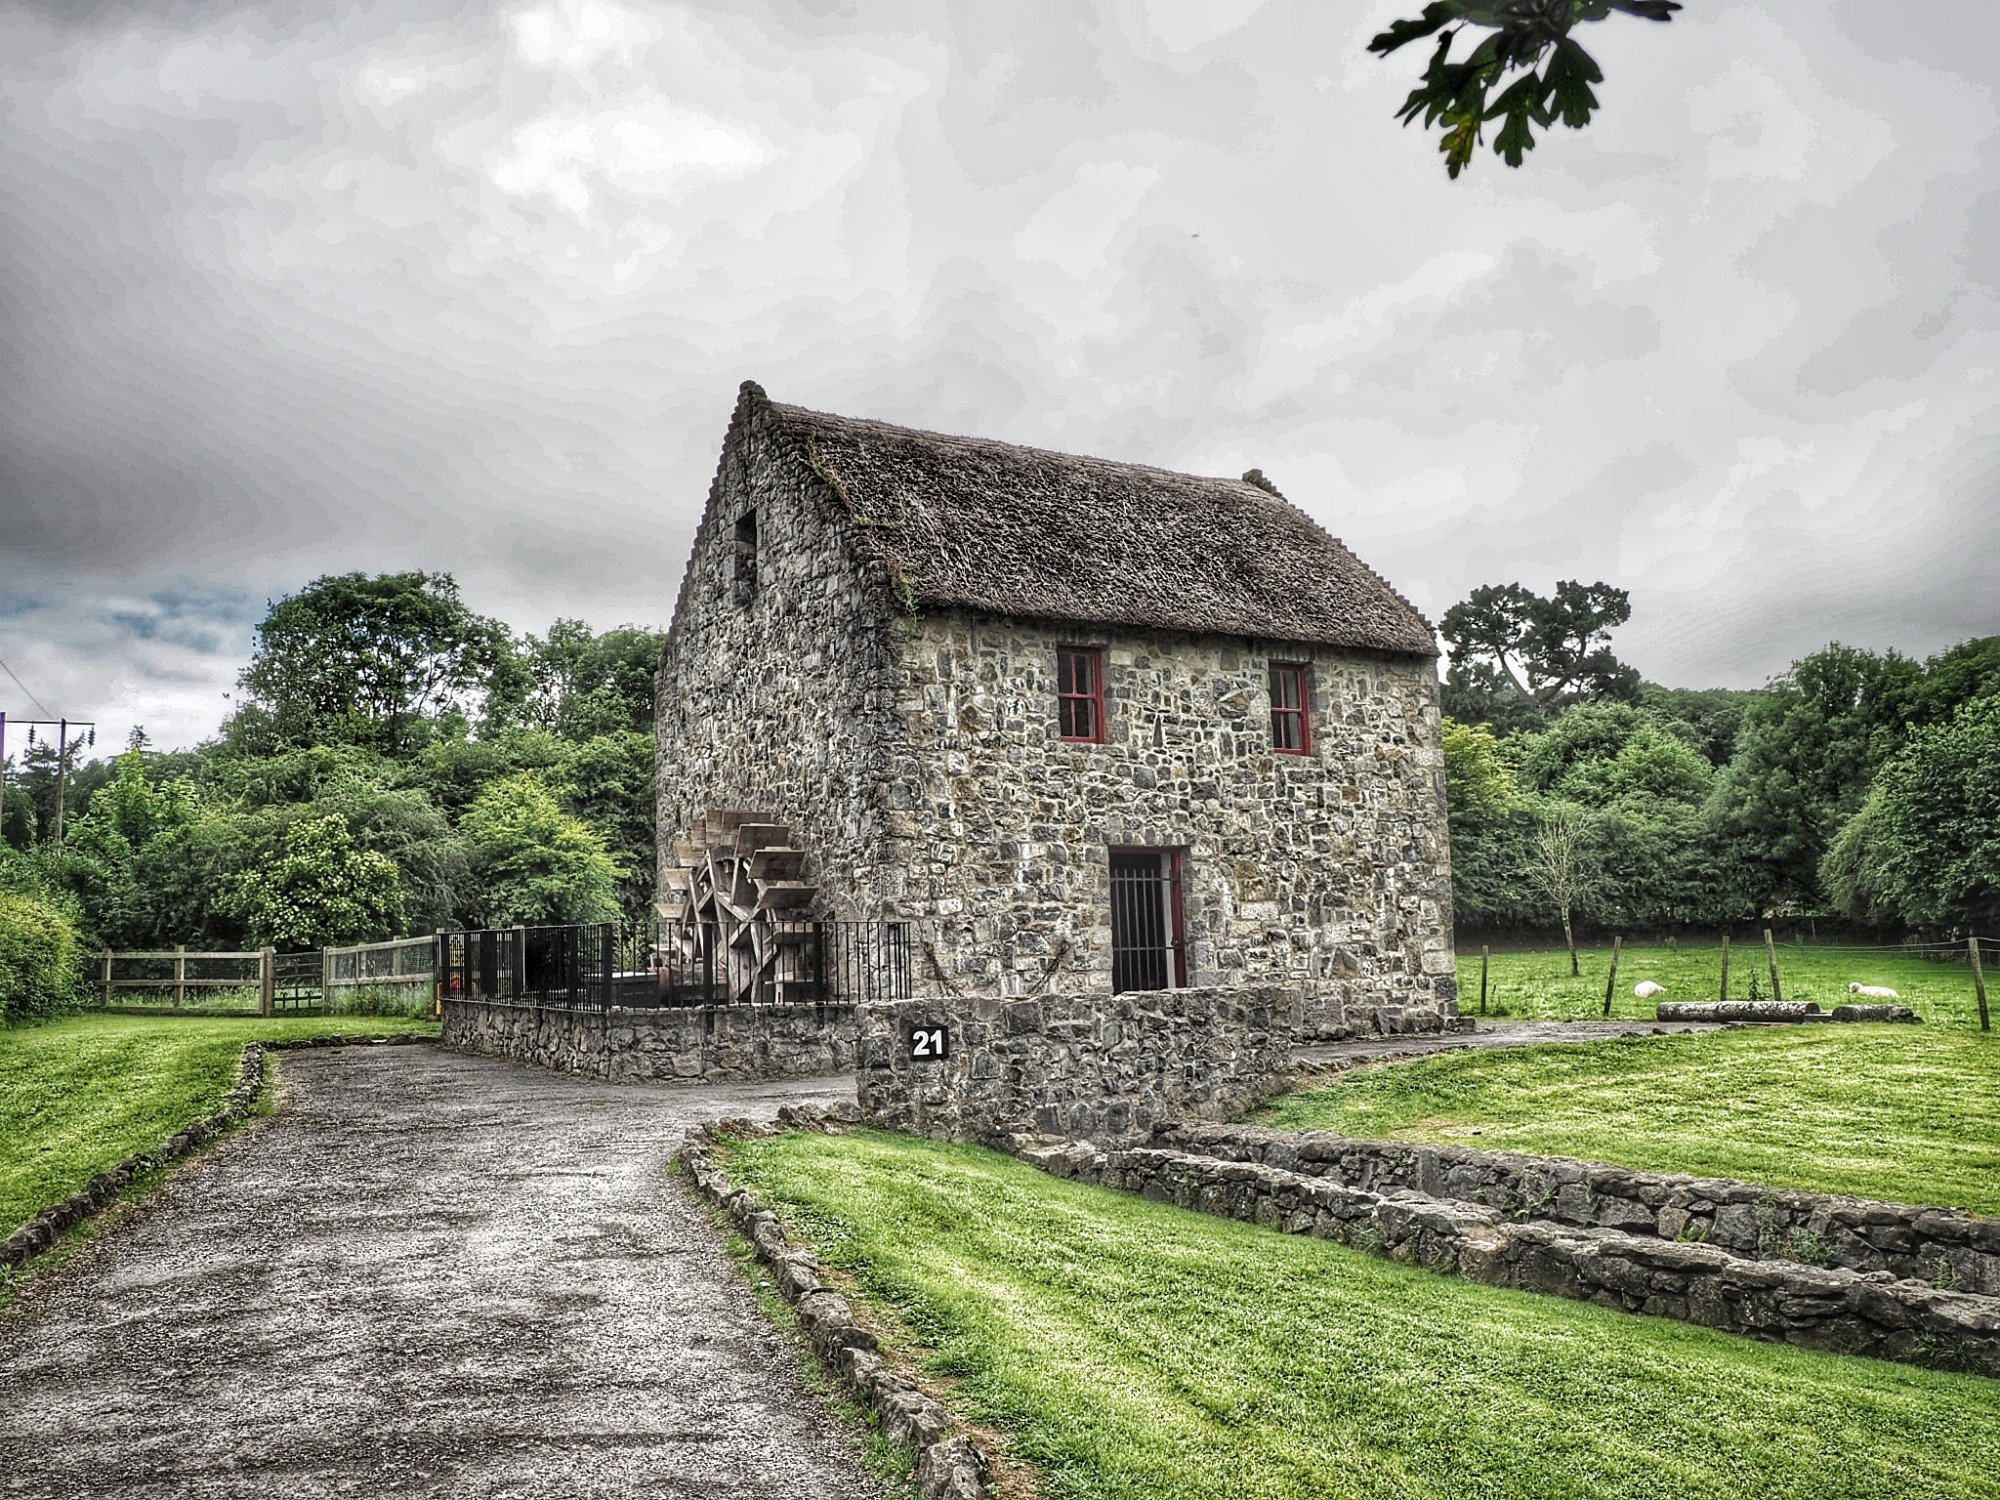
<box><xmin>733</xmin><ymin>510</ymin><xmax>758</xmax><ymax>603</ymax></box>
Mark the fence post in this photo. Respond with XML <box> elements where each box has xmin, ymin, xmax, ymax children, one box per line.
<box><xmin>1602</xmin><ymin>935</ymin><xmax>1623</xmax><ymax>1017</ymax></box>
<box><xmin>174</xmin><ymin>944</ymin><xmax>186</xmax><ymax>1011</ymax></box>
<box><xmin>1763</xmin><ymin>927</ymin><xmax>1783</xmax><ymax>1005</ymax></box>
<box><xmin>1971</xmin><ymin>937</ymin><xmax>1991</xmax><ymax>1034</ymax></box>
<box><xmin>1479</xmin><ymin>945</ymin><xmax>1489</xmax><ymax>1016</ymax></box>
<box><xmin>434</xmin><ymin>928</ymin><xmax>447</xmax><ymax>1019</ymax></box>
<box><xmin>1719</xmin><ymin>935</ymin><xmax>1731</xmax><ymax>1001</ymax></box>
<box><xmin>101</xmin><ymin>949</ymin><xmax>112</xmax><ymax>1008</ymax></box>
<box><xmin>511</xmin><ymin>926</ymin><xmax>526</xmax><ymax>1002</ymax></box>
<box><xmin>260</xmin><ymin>948</ymin><xmax>275</xmax><ymax>1017</ymax></box>
<box><xmin>602</xmin><ymin>922</ymin><xmax>615</xmax><ymax>1010</ymax></box>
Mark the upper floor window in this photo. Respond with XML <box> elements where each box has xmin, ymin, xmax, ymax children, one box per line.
<box><xmin>1270</xmin><ymin>661</ymin><xmax>1312</xmax><ymax>755</ymax></box>
<box><xmin>733</xmin><ymin>510</ymin><xmax>758</xmax><ymax>603</ymax></box>
<box><xmin>1057</xmin><ymin>646</ymin><xmax>1106</xmax><ymax>742</ymax></box>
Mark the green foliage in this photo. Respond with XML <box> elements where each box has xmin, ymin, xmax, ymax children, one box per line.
<box><xmin>500</xmin><ymin>619</ymin><xmax>667</xmax><ymax>742</ymax></box>
<box><xmin>1371</xmin><ymin>2</ymin><xmax>1683</xmax><ymax>180</ymax></box>
<box><xmin>726</xmin><ymin>1126</ymin><xmax>2000</xmax><ymax>1500</ymax></box>
<box><xmin>0</xmin><ymin>887</ymin><xmax>82</xmax><ymax>1023</ymax></box>
<box><xmin>1709</xmin><ymin>643</ymin><xmax>1923</xmax><ymax>910</ymax></box>
<box><xmin>230</xmin><ymin>814</ymin><xmax>405</xmax><ymax>950</ymax></box>
<box><xmin>549</xmin><ymin>730</ymin><xmax>658</xmax><ymax>929</ymax></box>
<box><xmin>231</xmin><ymin>571</ymin><xmax>514</xmax><ymax>756</ymax></box>
<box><xmin>461</xmin><ymin>773</ymin><xmax>623</xmax><ymax>927</ymax></box>
<box><xmin>1822</xmin><ymin>696</ymin><xmax>2000</xmax><ymax>934</ymax></box>
<box><xmin>1441</xmin><ymin>580</ymin><xmax>1640</xmax><ymax>726</ymax></box>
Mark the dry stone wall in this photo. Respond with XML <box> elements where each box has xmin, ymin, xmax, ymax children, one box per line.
<box><xmin>883</xmin><ymin>616</ymin><xmax>1456</xmax><ymax>1037</ymax></box>
<box><xmin>443</xmin><ymin>998</ymin><xmax>855</xmax><ymax>1084</ymax></box>
<box><xmin>857</xmin><ymin>987</ymin><xmax>1293</xmax><ymax>1143</ymax></box>
<box><xmin>1159</xmin><ymin>1122</ymin><xmax>2000</xmax><ymax>1295</ymax></box>
<box><xmin>1013</xmin><ymin>1136</ymin><xmax>2000</xmax><ymax>1377</ymax></box>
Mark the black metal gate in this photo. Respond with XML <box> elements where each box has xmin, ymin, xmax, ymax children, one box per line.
<box><xmin>1110</xmin><ymin>847</ymin><xmax>1187</xmax><ymax>994</ymax></box>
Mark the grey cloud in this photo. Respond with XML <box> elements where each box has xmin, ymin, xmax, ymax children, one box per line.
<box><xmin>1</xmin><ymin>0</ymin><xmax>1996</xmax><ymax>750</ymax></box>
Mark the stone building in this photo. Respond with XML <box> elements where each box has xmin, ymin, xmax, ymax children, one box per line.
<box><xmin>655</xmin><ymin>381</ymin><xmax>1458</xmax><ymax>1038</ymax></box>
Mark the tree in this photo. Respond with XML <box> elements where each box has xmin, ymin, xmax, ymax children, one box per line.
<box><xmin>460</xmin><ymin>774</ymin><xmax>623</xmax><ymax>927</ymax></box>
<box><xmin>230</xmin><ymin>813</ymin><xmax>406</xmax><ymax>950</ymax></box>
<box><xmin>500</xmin><ymin>620</ymin><xmax>669</xmax><ymax>742</ymax></box>
<box><xmin>1820</xmin><ymin>696</ymin><xmax>2000</xmax><ymax>935</ymax></box>
<box><xmin>232</xmin><ymin>572</ymin><xmax>514</xmax><ymax>756</ymax></box>
<box><xmin>1370</xmin><ymin>1</ymin><xmax>1683</xmax><ymax>179</ymax></box>
<box><xmin>1709</xmin><ymin>643</ymin><xmax>1921</xmax><ymax>910</ymax></box>
<box><xmin>1526</xmin><ymin>800</ymin><xmax>1590</xmax><ymax>974</ymax></box>
<box><xmin>1442</xmin><ymin>580</ymin><xmax>1640</xmax><ymax>725</ymax></box>
<box><xmin>551</xmin><ymin>731</ymin><xmax>659</xmax><ymax>931</ymax></box>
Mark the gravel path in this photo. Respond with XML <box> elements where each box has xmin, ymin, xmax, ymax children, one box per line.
<box><xmin>0</xmin><ymin>1046</ymin><xmax>883</xmax><ymax>1500</ymax></box>
<box><xmin>1295</xmin><ymin>1017</ymin><xmax>1720</xmax><ymax>1070</ymax></box>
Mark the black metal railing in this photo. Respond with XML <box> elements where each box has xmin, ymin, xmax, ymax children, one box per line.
<box><xmin>439</xmin><ymin>923</ymin><xmax>620</xmax><ymax>1009</ymax></box>
<box><xmin>442</xmin><ymin>918</ymin><xmax>913</xmax><ymax>1011</ymax></box>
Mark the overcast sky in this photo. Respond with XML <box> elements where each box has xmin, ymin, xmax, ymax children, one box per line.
<box><xmin>2</xmin><ymin>0</ymin><xmax>1995</xmax><ymax>754</ymax></box>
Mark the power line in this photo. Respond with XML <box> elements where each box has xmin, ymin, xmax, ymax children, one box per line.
<box><xmin>0</xmin><ymin>651</ymin><xmax>55</xmax><ymax>719</ymax></box>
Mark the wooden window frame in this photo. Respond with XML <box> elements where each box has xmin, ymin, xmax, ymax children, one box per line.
<box><xmin>1269</xmin><ymin>660</ymin><xmax>1312</xmax><ymax>756</ymax></box>
<box><xmin>1057</xmin><ymin>645</ymin><xmax>1107</xmax><ymax>744</ymax></box>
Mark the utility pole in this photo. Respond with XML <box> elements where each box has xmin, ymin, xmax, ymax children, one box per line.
<box><xmin>9</xmin><ymin>716</ymin><xmax>96</xmax><ymax>844</ymax></box>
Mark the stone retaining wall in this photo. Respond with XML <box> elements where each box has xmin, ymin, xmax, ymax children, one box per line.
<box><xmin>683</xmin><ymin>1117</ymin><xmax>989</xmax><ymax>1500</ymax></box>
<box><xmin>857</xmin><ymin>985</ymin><xmax>1292</xmax><ymax>1143</ymax></box>
<box><xmin>1013</xmin><ymin>1135</ymin><xmax>2000</xmax><ymax>1377</ymax></box>
<box><xmin>442</xmin><ymin>997</ymin><xmax>856</xmax><ymax>1084</ymax></box>
<box><xmin>1158</xmin><ymin>1122</ymin><xmax>2000</xmax><ymax>1295</ymax></box>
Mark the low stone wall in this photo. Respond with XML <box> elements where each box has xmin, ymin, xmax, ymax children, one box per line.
<box><xmin>1157</xmin><ymin>1122</ymin><xmax>2000</xmax><ymax>1295</ymax></box>
<box><xmin>443</xmin><ymin>998</ymin><xmax>856</xmax><ymax>1084</ymax></box>
<box><xmin>857</xmin><ymin>986</ymin><xmax>1292</xmax><ymax>1143</ymax></box>
<box><xmin>683</xmin><ymin>1117</ymin><xmax>989</xmax><ymax>1500</ymax></box>
<box><xmin>1014</xmin><ymin>1136</ymin><xmax>2000</xmax><ymax>1377</ymax></box>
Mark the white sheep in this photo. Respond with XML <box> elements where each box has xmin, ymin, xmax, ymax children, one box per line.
<box><xmin>1633</xmin><ymin>981</ymin><xmax>1666</xmax><ymax>998</ymax></box>
<box><xmin>1849</xmin><ymin>983</ymin><xmax>1901</xmax><ymax>999</ymax></box>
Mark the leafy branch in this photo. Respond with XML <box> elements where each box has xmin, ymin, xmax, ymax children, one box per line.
<box><xmin>1370</xmin><ymin>1</ymin><xmax>1682</xmax><ymax>179</ymax></box>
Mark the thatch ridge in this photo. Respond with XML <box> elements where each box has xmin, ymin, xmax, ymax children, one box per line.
<box><xmin>742</xmin><ymin>383</ymin><xmax>1438</xmax><ymax>658</ymax></box>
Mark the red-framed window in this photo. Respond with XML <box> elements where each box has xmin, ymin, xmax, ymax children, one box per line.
<box><xmin>1057</xmin><ymin>645</ymin><xmax>1106</xmax><ymax>743</ymax></box>
<box><xmin>1269</xmin><ymin>661</ymin><xmax>1312</xmax><ymax>755</ymax></box>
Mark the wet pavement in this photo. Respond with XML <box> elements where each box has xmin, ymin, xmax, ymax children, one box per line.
<box><xmin>0</xmin><ymin>1046</ymin><xmax>883</xmax><ymax>1500</ymax></box>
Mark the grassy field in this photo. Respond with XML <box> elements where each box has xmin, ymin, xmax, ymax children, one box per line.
<box><xmin>0</xmin><ymin>1012</ymin><xmax>438</xmax><ymax>1239</ymax></box>
<box><xmin>1460</xmin><ymin>940</ymin><xmax>1990</xmax><ymax>1028</ymax></box>
<box><xmin>722</xmin><ymin>1128</ymin><xmax>2000</xmax><ymax>1500</ymax></box>
<box><xmin>1267</xmin><ymin>1025</ymin><xmax>2000</xmax><ymax>1212</ymax></box>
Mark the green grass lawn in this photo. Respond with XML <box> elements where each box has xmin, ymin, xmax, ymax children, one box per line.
<box><xmin>0</xmin><ymin>1012</ymin><xmax>438</xmax><ymax>1239</ymax></box>
<box><xmin>1267</xmin><ymin>1026</ymin><xmax>2000</xmax><ymax>1213</ymax></box>
<box><xmin>722</xmin><ymin>1128</ymin><xmax>2000</xmax><ymax>1500</ymax></box>
<box><xmin>1461</xmin><ymin>941</ymin><xmax>1990</xmax><ymax>1028</ymax></box>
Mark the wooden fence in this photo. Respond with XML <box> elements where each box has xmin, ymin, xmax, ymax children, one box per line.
<box><xmin>100</xmin><ymin>947</ymin><xmax>276</xmax><ymax>1013</ymax></box>
<box><xmin>321</xmin><ymin>935</ymin><xmax>437</xmax><ymax>1007</ymax></box>
<box><xmin>99</xmin><ymin>935</ymin><xmax>442</xmax><ymax>1016</ymax></box>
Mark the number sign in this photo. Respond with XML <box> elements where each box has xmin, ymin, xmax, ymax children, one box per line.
<box><xmin>907</xmin><ymin>1023</ymin><xmax>950</xmax><ymax>1061</ymax></box>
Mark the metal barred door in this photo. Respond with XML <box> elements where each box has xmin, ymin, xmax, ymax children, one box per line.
<box><xmin>1110</xmin><ymin>848</ymin><xmax>1186</xmax><ymax>993</ymax></box>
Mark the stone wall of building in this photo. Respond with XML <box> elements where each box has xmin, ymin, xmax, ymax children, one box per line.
<box><xmin>443</xmin><ymin>998</ymin><xmax>857</xmax><ymax>1084</ymax></box>
<box><xmin>881</xmin><ymin>616</ymin><xmax>1457</xmax><ymax>1036</ymax></box>
<box><xmin>856</xmin><ymin>986</ymin><xmax>1294</xmax><ymax>1143</ymax></box>
<box><xmin>1158</xmin><ymin>1122</ymin><xmax>2000</xmax><ymax>1294</ymax></box>
<box><xmin>654</xmin><ymin>392</ymin><xmax>905</xmax><ymax>921</ymax></box>
<box><xmin>1011</xmin><ymin>1136</ymin><xmax>2000</xmax><ymax>1378</ymax></box>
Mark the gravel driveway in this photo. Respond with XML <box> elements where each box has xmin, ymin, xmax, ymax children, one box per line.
<box><xmin>0</xmin><ymin>1045</ymin><xmax>885</xmax><ymax>1500</ymax></box>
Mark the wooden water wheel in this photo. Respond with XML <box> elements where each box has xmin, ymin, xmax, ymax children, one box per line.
<box><xmin>662</xmin><ymin>809</ymin><xmax>820</xmax><ymax>1004</ymax></box>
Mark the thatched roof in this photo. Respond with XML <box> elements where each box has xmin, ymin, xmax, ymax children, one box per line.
<box><xmin>743</xmin><ymin>382</ymin><xmax>1437</xmax><ymax>658</ymax></box>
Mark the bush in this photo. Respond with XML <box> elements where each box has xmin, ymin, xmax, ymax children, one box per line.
<box><xmin>0</xmin><ymin>889</ymin><xmax>84</xmax><ymax>1022</ymax></box>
